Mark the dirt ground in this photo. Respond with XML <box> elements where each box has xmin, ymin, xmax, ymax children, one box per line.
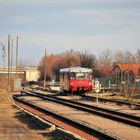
<box><xmin>0</xmin><ymin>90</ymin><xmax>48</xmax><ymax>140</ymax></box>
<box><xmin>0</xmin><ymin>90</ymin><xmax>80</xmax><ymax>140</ymax></box>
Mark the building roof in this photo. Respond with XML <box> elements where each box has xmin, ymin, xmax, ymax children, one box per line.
<box><xmin>117</xmin><ymin>64</ymin><xmax>140</xmax><ymax>76</ymax></box>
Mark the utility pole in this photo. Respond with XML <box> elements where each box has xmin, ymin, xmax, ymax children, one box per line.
<box><xmin>2</xmin><ymin>45</ymin><xmax>6</xmax><ymax>70</ymax></box>
<box><xmin>44</xmin><ymin>49</ymin><xmax>47</xmax><ymax>87</ymax></box>
<box><xmin>16</xmin><ymin>36</ymin><xmax>18</xmax><ymax>78</ymax></box>
<box><xmin>11</xmin><ymin>38</ymin><xmax>13</xmax><ymax>78</ymax></box>
<box><xmin>8</xmin><ymin>35</ymin><xmax>10</xmax><ymax>90</ymax></box>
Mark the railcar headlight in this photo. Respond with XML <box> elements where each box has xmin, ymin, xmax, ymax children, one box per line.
<box><xmin>89</xmin><ymin>82</ymin><xmax>92</xmax><ymax>85</ymax></box>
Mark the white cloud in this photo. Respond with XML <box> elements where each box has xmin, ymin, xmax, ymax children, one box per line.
<box><xmin>20</xmin><ymin>23</ymin><xmax>140</xmax><ymax>55</ymax></box>
<box><xmin>1</xmin><ymin>0</ymin><xmax>139</xmax><ymax>5</ymax></box>
<box><xmin>69</xmin><ymin>9</ymin><xmax>140</xmax><ymax>28</ymax></box>
<box><xmin>13</xmin><ymin>16</ymin><xmax>35</xmax><ymax>24</ymax></box>
<box><xmin>0</xmin><ymin>0</ymin><xmax>95</xmax><ymax>5</ymax></box>
<box><xmin>1</xmin><ymin>25</ymin><xmax>139</xmax><ymax>65</ymax></box>
<box><xmin>0</xmin><ymin>0</ymin><xmax>140</xmax><ymax>65</ymax></box>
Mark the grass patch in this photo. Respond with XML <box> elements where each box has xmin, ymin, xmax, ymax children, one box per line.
<box><xmin>15</xmin><ymin>110</ymin><xmax>81</xmax><ymax>140</ymax></box>
<box><xmin>103</xmin><ymin>94</ymin><xmax>140</xmax><ymax>104</ymax></box>
<box><xmin>40</xmin><ymin>129</ymin><xmax>81</xmax><ymax>140</ymax></box>
<box><xmin>15</xmin><ymin>111</ymin><xmax>50</xmax><ymax>130</ymax></box>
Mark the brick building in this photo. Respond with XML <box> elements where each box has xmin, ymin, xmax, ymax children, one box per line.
<box><xmin>112</xmin><ymin>64</ymin><xmax>140</xmax><ymax>85</ymax></box>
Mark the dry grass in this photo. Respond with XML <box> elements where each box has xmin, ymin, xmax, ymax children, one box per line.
<box><xmin>0</xmin><ymin>77</ymin><xmax>8</xmax><ymax>90</ymax></box>
<box><xmin>0</xmin><ymin>90</ymin><xmax>47</xmax><ymax>140</ymax></box>
<box><xmin>101</xmin><ymin>93</ymin><xmax>140</xmax><ymax>103</ymax></box>
<box><xmin>0</xmin><ymin>90</ymin><xmax>79</xmax><ymax>140</ymax></box>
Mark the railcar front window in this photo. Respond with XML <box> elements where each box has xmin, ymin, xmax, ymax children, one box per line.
<box><xmin>71</xmin><ymin>72</ymin><xmax>76</xmax><ymax>79</ymax></box>
<box><xmin>76</xmin><ymin>73</ymin><xmax>84</xmax><ymax>80</ymax></box>
<box><xmin>85</xmin><ymin>73</ymin><xmax>90</xmax><ymax>80</ymax></box>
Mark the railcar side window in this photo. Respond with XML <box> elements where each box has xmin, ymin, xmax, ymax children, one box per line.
<box><xmin>85</xmin><ymin>72</ymin><xmax>90</xmax><ymax>80</ymax></box>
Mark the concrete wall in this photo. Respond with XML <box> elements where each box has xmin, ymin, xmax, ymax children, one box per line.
<box><xmin>25</xmin><ymin>67</ymin><xmax>40</xmax><ymax>82</ymax></box>
<box><xmin>0</xmin><ymin>67</ymin><xmax>40</xmax><ymax>82</ymax></box>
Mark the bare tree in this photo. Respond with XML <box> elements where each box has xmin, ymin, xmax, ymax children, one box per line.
<box><xmin>98</xmin><ymin>49</ymin><xmax>113</xmax><ymax>77</ymax></box>
<box><xmin>38</xmin><ymin>50</ymin><xmax>97</xmax><ymax>81</ymax></box>
<box><xmin>99</xmin><ymin>49</ymin><xmax>112</xmax><ymax>68</ymax></box>
<box><xmin>78</xmin><ymin>50</ymin><xmax>97</xmax><ymax>69</ymax></box>
<box><xmin>114</xmin><ymin>50</ymin><xmax>136</xmax><ymax>64</ymax></box>
<box><xmin>114</xmin><ymin>50</ymin><xmax>124</xmax><ymax>63</ymax></box>
<box><xmin>52</xmin><ymin>56</ymin><xmax>66</xmax><ymax>81</ymax></box>
<box><xmin>123</xmin><ymin>50</ymin><xmax>135</xmax><ymax>63</ymax></box>
<box><xmin>63</xmin><ymin>49</ymin><xmax>80</xmax><ymax>67</ymax></box>
<box><xmin>38</xmin><ymin>56</ymin><xmax>46</xmax><ymax>80</ymax></box>
<box><xmin>135</xmin><ymin>49</ymin><xmax>140</xmax><ymax>63</ymax></box>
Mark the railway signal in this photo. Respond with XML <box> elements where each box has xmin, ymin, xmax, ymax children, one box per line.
<box><xmin>0</xmin><ymin>41</ymin><xmax>6</xmax><ymax>69</ymax></box>
<box><xmin>95</xmin><ymin>80</ymin><xmax>100</xmax><ymax>103</ymax></box>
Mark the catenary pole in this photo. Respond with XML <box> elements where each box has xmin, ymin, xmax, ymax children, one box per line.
<box><xmin>16</xmin><ymin>36</ymin><xmax>18</xmax><ymax>78</ymax></box>
<box><xmin>8</xmin><ymin>35</ymin><xmax>11</xmax><ymax>90</ymax></box>
<box><xmin>11</xmin><ymin>38</ymin><xmax>13</xmax><ymax>78</ymax></box>
<box><xmin>44</xmin><ymin>49</ymin><xmax>47</xmax><ymax>87</ymax></box>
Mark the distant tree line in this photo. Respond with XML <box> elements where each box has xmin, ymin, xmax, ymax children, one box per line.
<box><xmin>38</xmin><ymin>49</ymin><xmax>140</xmax><ymax>81</ymax></box>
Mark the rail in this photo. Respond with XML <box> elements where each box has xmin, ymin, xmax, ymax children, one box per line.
<box><xmin>21</xmin><ymin>90</ymin><xmax>140</xmax><ymax>128</ymax></box>
<box><xmin>13</xmin><ymin>94</ymin><xmax>117</xmax><ymax>140</ymax></box>
<box><xmin>82</xmin><ymin>95</ymin><xmax>140</xmax><ymax>108</ymax></box>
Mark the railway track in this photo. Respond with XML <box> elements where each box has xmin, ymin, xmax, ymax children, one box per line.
<box><xmin>13</xmin><ymin>94</ymin><xmax>117</xmax><ymax>140</ymax></box>
<box><xmin>34</xmin><ymin>86</ymin><xmax>140</xmax><ymax>108</ymax></box>
<box><xmin>81</xmin><ymin>95</ymin><xmax>140</xmax><ymax>108</ymax></box>
<box><xmin>21</xmin><ymin>90</ymin><xmax>140</xmax><ymax>128</ymax></box>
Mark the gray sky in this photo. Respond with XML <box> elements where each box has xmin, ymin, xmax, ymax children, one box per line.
<box><xmin>0</xmin><ymin>0</ymin><xmax>140</xmax><ymax>65</ymax></box>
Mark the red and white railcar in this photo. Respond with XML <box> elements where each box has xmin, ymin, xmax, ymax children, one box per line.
<box><xmin>60</xmin><ymin>67</ymin><xmax>92</xmax><ymax>94</ymax></box>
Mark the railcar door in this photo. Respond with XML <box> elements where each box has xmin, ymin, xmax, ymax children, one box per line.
<box><xmin>63</xmin><ymin>72</ymin><xmax>70</xmax><ymax>91</ymax></box>
<box><xmin>60</xmin><ymin>73</ymin><xmax>64</xmax><ymax>90</ymax></box>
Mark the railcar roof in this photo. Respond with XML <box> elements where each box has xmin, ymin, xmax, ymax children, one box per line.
<box><xmin>60</xmin><ymin>67</ymin><xmax>92</xmax><ymax>73</ymax></box>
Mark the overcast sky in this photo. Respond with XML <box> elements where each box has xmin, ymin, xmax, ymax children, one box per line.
<box><xmin>0</xmin><ymin>0</ymin><xmax>140</xmax><ymax>66</ymax></box>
